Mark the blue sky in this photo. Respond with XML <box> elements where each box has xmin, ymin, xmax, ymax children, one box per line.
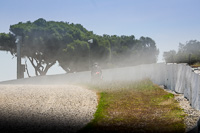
<box><xmin>0</xmin><ymin>0</ymin><xmax>200</xmax><ymax>81</ymax></box>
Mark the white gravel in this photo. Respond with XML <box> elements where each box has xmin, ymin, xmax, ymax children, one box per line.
<box><xmin>175</xmin><ymin>94</ymin><xmax>200</xmax><ymax>132</ymax></box>
<box><xmin>161</xmin><ymin>86</ymin><xmax>200</xmax><ymax>132</ymax></box>
<box><xmin>0</xmin><ymin>85</ymin><xmax>98</xmax><ymax>133</ymax></box>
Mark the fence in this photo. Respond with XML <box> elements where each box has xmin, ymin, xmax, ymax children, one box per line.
<box><xmin>103</xmin><ymin>63</ymin><xmax>200</xmax><ymax>110</ymax></box>
<box><xmin>1</xmin><ymin>63</ymin><xmax>200</xmax><ymax>110</ymax></box>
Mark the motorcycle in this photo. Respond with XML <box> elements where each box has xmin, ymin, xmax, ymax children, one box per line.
<box><xmin>91</xmin><ymin>71</ymin><xmax>103</xmax><ymax>81</ymax></box>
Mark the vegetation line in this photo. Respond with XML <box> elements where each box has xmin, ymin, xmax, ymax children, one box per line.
<box><xmin>0</xmin><ymin>18</ymin><xmax>159</xmax><ymax>77</ymax></box>
<box><xmin>79</xmin><ymin>79</ymin><xmax>186</xmax><ymax>133</ymax></box>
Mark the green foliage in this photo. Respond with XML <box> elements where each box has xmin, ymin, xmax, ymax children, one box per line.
<box><xmin>0</xmin><ymin>18</ymin><xmax>159</xmax><ymax>75</ymax></box>
<box><xmin>1</xmin><ymin>18</ymin><xmax>92</xmax><ymax>75</ymax></box>
<box><xmin>163</xmin><ymin>40</ymin><xmax>200</xmax><ymax>65</ymax></box>
<box><xmin>58</xmin><ymin>40</ymin><xmax>90</xmax><ymax>72</ymax></box>
<box><xmin>163</xmin><ymin>93</ymin><xmax>174</xmax><ymax>99</ymax></box>
<box><xmin>0</xmin><ymin>33</ymin><xmax>16</xmax><ymax>55</ymax></box>
<box><xmin>163</xmin><ymin>50</ymin><xmax>177</xmax><ymax>63</ymax></box>
<box><xmin>91</xmin><ymin>92</ymin><xmax>109</xmax><ymax>122</ymax></box>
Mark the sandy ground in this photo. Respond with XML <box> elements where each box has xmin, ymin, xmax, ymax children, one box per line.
<box><xmin>0</xmin><ymin>85</ymin><xmax>98</xmax><ymax>133</ymax></box>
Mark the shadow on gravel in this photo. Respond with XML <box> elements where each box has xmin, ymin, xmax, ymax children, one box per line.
<box><xmin>0</xmin><ymin>116</ymin><xmax>83</xmax><ymax>133</ymax></box>
<box><xmin>78</xmin><ymin>125</ymin><xmax>186</xmax><ymax>133</ymax></box>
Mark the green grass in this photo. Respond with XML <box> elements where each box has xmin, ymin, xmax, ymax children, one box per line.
<box><xmin>79</xmin><ymin>79</ymin><xmax>186</xmax><ymax>133</ymax></box>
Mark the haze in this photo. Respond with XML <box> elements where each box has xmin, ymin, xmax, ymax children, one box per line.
<box><xmin>0</xmin><ymin>0</ymin><xmax>200</xmax><ymax>81</ymax></box>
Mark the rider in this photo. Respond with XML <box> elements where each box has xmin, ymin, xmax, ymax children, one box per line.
<box><xmin>91</xmin><ymin>62</ymin><xmax>102</xmax><ymax>78</ymax></box>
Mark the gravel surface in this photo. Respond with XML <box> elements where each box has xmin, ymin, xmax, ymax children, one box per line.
<box><xmin>161</xmin><ymin>86</ymin><xmax>200</xmax><ymax>132</ymax></box>
<box><xmin>0</xmin><ymin>85</ymin><xmax>98</xmax><ymax>133</ymax></box>
<box><xmin>1</xmin><ymin>83</ymin><xmax>199</xmax><ymax>133</ymax></box>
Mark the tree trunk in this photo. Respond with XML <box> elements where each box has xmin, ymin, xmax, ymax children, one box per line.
<box><xmin>28</xmin><ymin>56</ymin><xmax>56</xmax><ymax>76</ymax></box>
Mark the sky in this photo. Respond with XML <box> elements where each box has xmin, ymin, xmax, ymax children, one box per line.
<box><xmin>0</xmin><ymin>0</ymin><xmax>200</xmax><ymax>81</ymax></box>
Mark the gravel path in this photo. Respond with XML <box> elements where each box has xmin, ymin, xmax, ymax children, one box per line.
<box><xmin>161</xmin><ymin>86</ymin><xmax>200</xmax><ymax>132</ymax></box>
<box><xmin>0</xmin><ymin>85</ymin><xmax>98</xmax><ymax>133</ymax></box>
<box><xmin>175</xmin><ymin>94</ymin><xmax>200</xmax><ymax>132</ymax></box>
<box><xmin>1</xmin><ymin>83</ymin><xmax>198</xmax><ymax>133</ymax></box>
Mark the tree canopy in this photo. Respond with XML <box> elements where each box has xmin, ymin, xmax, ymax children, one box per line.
<box><xmin>0</xmin><ymin>18</ymin><xmax>159</xmax><ymax>76</ymax></box>
<box><xmin>163</xmin><ymin>40</ymin><xmax>200</xmax><ymax>64</ymax></box>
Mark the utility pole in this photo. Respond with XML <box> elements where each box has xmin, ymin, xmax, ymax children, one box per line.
<box><xmin>88</xmin><ymin>39</ymin><xmax>93</xmax><ymax>70</ymax></box>
<box><xmin>15</xmin><ymin>36</ymin><xmax>22</xmax><ymax>79</ymax></box>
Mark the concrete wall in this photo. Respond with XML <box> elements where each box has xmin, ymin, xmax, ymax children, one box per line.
<box><xmin>103</xmin><ymin>63</ymin><xmax>200</xmax><ymax>110</ymax></box>
<box><xmin>1</xmin><ymin>63</ymin><xmax>200</xmax><ymax>110</ymax></box>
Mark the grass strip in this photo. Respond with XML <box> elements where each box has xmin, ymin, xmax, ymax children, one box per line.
<box><xmin>79</xmin><ymin>79</ymin><xmax>186</xmax><ymax>133</ymax></box>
